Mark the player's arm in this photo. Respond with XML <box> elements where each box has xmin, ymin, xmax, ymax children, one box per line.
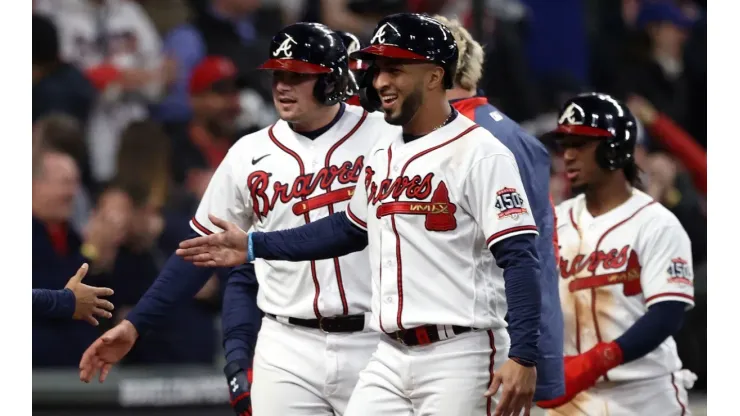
<box><xmin>33</xmin><ymin>288</ymin><xmax>76</xmax><ymax>319</ymax></box>
<box><xmin>79</xmin><ymin>148</ymin><xmax>254</xmax><ymax>383</ymax></box>
<box><xmin>538</xmin><ymin>218</ymin><xmax>695</xmax><ymax>409</ymax></box>
<box><xmin>126</xmin><ymin>148</ymin><xmax>253</xmax><ymax>335</ymax></box>
<box><xmin>177</xmin><ymin>161</ymin><xmax>373</xmax><ymax>267</ymax></box>
<box><xmin>462</xmin><ymin>153</ymin><xmax>541</xmax><ymax>413</ymax></box>
<box><xmin>464</xmin><ymin>153</ymin><xmax>542</xmax><ymax>364</ymax></box>
<box><xmin>222</xmin><ymin>264</ymin><xmax>260</xmax><ymax>416</ymax></box>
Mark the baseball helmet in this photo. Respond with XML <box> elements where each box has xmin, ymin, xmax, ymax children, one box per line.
<box><xmin>350</xmin><ymin>13</ymin><xmax>459</xmax><ymax>112</ymax></box>
<box><xmin>258</xmin><ymin>22</ymin><xmax>350</xmax><ymax>106</ymax></box>
<box><xmin>542</xmin><ymin>92</ymin><xmax>638</xmax><ymax>171</ymax></box>
<box><xmin>337</xmin><ymin>31</ymin><xmax>365</xmax><ymax>98</ymax></box>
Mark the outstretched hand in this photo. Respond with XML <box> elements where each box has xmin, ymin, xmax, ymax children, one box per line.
<box><xmin>65</xmin><ymin>263</ymin><xmax>115</xmax><ymax>326</ymax></box>
<box><xmin>176</xmin><ymin>214</ymin><xmax>249</xmax><ymax>267</ymax></box>
<box><xmin>79</xmin><ymin>320</ymin><xmax>138</xmax><ymax>383</ymax></box>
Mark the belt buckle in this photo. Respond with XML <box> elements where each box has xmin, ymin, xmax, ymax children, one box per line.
<box><xmin>395</xmin><ymin>330</ymin><xmax>407</xmax><ymax>346</ymax></box>
<box><xmin>319</xmin><ymin>317</ymin><xmax>330</xmax><ymax>333</ymax></box>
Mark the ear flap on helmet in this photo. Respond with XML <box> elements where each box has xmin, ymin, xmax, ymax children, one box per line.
<box><xmin>314</xmin><ymin>70</ymin><xmax>350</xmax><ymax>106</ymax></box>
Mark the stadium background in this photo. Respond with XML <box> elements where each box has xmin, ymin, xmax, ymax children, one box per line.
<box><xmin>31</xmin><ymin>0</ymin><xmax>707</xmax><ymax>414</ymax></box>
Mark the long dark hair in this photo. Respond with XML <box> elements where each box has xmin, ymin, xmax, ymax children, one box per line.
<box><xmin>624</xmin><ymin>161</ymin><xmax>644</xmax><ymax>190</ymax></box>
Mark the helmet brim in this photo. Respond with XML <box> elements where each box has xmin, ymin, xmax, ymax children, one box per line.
<box><xmin>350</xmin><ymin>44</ymin><xmax>428</xmax><ymax>62</ymax></box>
<box><xmin>542</xmin><ymin>124</ymin><xmax>614</xmax><ymax>141</ymax></box>
<box><xmin>258</xmin><ymin>58</ymin><xmax>333</xmax><ymax>74</ymax></box>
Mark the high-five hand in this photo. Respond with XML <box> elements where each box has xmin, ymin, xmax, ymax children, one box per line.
<box><xmin>176</xmin><ymin>214</ymin><xmax>249</xmax><ymax>267</ymax></box>
<box><xmin>79</xmin><ymin>320</ymin><xmax>138</xmax><ymax>383</ymax></box>
<box><xmin>65</xmin><ymin>263</ymin><xmax>115</xmax><ymax>326</ymax></box>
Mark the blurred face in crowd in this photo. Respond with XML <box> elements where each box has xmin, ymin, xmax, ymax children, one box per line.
<box><xmin>648</xmin><ymin>22</ymin><xmax>688</xmax><ymax>57</ymax></box>
<box><xmin>372</xmin><ymin>58</ymin><xmax>441</xmax><ymax>126</ymax></box>
<box><xmin>191</xmin><ymin>82</ymin><xmax>241</xmax><ymax>135</ymax></box>
<box><xmin>96</xmin><ymin>187</ymin><xmax>135</xmax><ymax>240</ymax></box>
<box><xmin>271</xmin><ymin>70</ymin><xmax>324</xmax><ymax>127</ymax></box>
<box><xmin>32</xmin><ymin>152</ymin><xmax>79</xmax><ymax>223</ymax></box>
<box><xmin>558</xmin><ymin>135</ymin><xmax>608</xmax><ymax>191</ymax></box>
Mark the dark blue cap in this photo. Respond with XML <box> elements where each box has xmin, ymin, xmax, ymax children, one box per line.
<box><xmin>637</xmin><ymin>1</ymin><xmax>696</xmax><ymax>29</ymax></box>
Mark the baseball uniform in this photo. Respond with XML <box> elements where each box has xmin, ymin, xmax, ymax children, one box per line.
<box><xmin>339</xmin><ymin>111</ymin><xmax>539</xmax><ymax>415</ymax></box>
<box><xmin>550</xmin><ymin>189</ymin><xmax>695</xmax><ymax>416</ymax></box>
<box><xmin>193</xmin><ymin>103</ymin><xmax>398</xmax><ymax>415</ymax></box>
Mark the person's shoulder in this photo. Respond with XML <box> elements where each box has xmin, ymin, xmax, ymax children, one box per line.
<box><xmin>454</xmin><ymin>117</ymin><xmax>517</xmax><ymax>162</ymax></box>
<box><xmin>632</xmin><ymin>191</ymin><xmax>686</xmax><ymax>234</ymax></box>
<box><xmin>228</xmin><ymin>124</ymin><xmax>274</xmax><ymax>158</ymax></box>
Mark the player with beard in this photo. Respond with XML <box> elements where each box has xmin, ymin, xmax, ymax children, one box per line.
<box><xmin>177</xmin><ymin>13</ymin><xmax>542</xmax><ymax>416</ymax></box>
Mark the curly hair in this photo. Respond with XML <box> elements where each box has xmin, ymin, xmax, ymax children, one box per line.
<box><xmin>432</xmin><ymin>15</ymin><xmax>485</xmax><ymax>91</ymax></box>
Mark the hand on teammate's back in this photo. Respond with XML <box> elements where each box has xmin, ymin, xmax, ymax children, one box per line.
<box><xmin>486</xmin><ymin>358</ymin><xmax>537</xmax><ymax>416</ymax></box>
<box><xmin>176</xmin><ymin>214</ymin><xmax>248</xmax><ymax>267</ymax></box>
<box><xmin>65</xmin><ymin>263</ymin><xmax>115</xmax><ymax>326</ymax></box>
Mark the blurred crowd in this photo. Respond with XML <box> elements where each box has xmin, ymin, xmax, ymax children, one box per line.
<box><xmin>31</xmin><ymin>0</ymin><xmax>707</xmax><ymax>389</ymax></box>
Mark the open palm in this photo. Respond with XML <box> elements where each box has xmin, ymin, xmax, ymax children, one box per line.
<box><xmin>176</xmin><ymin>214</ymin><xmax>249</xmax><ymax>267</ymax></box>
<box><xmin>79</xmin><ymin>321</ymin><xmax>138</xmax><ymax>383</ymax></box>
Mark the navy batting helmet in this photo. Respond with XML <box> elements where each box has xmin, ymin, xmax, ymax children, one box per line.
<box><xmin>258</xmin><ymin>23</ymin><xmax>350</xmax><ymax>106</ymax></box>
<box><xmin>337</xmin><ymin>31</ymin><xmax>365</xmax><ymax>99</ymax></box>
<box><xmin>542</xmin><ymin>92</ymin><xmax>638</xmax><ymax>171</ymax></box>
<box><xmin>350</xmin><ymin>13</ymin><xmax>458</xmax><ymax>112</ymax></box>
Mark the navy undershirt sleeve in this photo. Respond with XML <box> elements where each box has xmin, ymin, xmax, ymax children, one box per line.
<box><xmin>490</xmin><ymin>234</ymin><xmax>542</xmax><ymax>364</ymax></box>
<box><xmin>127</xmin><ymin>231</ymin><xmax>223</xmax><ymax>335</ymax></box>
<box><xmin>222</xmin><ymin>264</ymin><xmax>261</xmax><ymax>368</ymax></box>
<box><xmin>615</xmin><ymin>300</ymin><xmax>687</xmax><ymax>364</ymax></box>
<box><xmin>252</xmin><ymin>212</ymin><xmax>368</xmax><ymax>261</ymax></box>
<box><xmin>32</xmin><ymin>288</ymin><xmax>76</xmax><ymax>319</ymax></box>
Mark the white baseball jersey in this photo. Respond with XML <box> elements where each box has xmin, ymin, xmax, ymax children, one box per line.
<box><xmin>555</xmin><ymin>189</ymin><xmax>694</xmax><ymax>382</ymax></box>
<box><xmin>345</xmin><ymin>113</ymin><xmax>538</xmax><ymax>333</ymax></box>
<box><xmin>192</xmin><ymin>105</ymin><xmax>400</xmax><ymax>319</ymax></box>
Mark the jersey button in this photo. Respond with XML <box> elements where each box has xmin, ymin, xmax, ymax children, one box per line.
<box><xmin>385</xmin><ymin>296</ymin><xmax>393</xmax><ymax>304</ymax></box>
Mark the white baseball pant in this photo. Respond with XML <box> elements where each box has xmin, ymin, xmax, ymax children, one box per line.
<box><xmin>344</xmin><ymin>328</ymin><xmax>511</xmax><ymax>415</ymax></box>
<box><xmin>251</xmin><ymin>315</ymin><xmax>379</xmax><ymax>415</ymax></box>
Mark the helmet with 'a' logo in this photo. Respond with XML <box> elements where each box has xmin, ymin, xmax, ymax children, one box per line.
<box><xmin>350</xmin><ymin>13</ymin><xmax>458</xmax><ymax>112</ymax></box>
<box><xmin>542</xmin><ymin>92</ymin><xmax>638</xmax><ymax>171</ymax></box>
<box><xmin>258</xmin><ymin>22</ymin><xmax>350</xmax><ymax>106</ymax></box>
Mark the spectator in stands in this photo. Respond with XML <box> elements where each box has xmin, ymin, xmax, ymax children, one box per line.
<box><xmin>33</xmin><ymin>114</ymin><xmax>95</xmax><ymax>231</ymax></box>
<box><xmin>627</xmin><ymin>94</ymin><xmax>706</xmax><ymax>194</ymax></box>
<box><xmin>32</xmin><ymin>14</ymin><xmax>95</xmax><ymax>126</ymax></box>
<box><xmin>107</xmin><ymin>121</ymin><xmax>225</xmax><ymax>365</ymax></box>
<box><xmin>34</xmin><ymin>0</ymin><xmax>165</xmax><ymax>185</ymax></box>
<box><xmin>619</xmin><ymin>0</ymin><xmax>696</xmax><ymax>141</ymax></box>
<box><xmin>293</xmin><ymin>0</ymin><xmax>403</xmax><ymax>38</ymax></box>
<box><xmin>32</xmin><ymin>146</ymin><xmax>125</xmax><ymax>367</ymax></box>
<box><xmin>164</xmin><ymin>56</ymin><xmax>242</xmax><ymax>194</ymax></box>
<box><xmin>152</xmin><ymin>0</ymin><xmax>270</xmax><ymax>129</ymax></box>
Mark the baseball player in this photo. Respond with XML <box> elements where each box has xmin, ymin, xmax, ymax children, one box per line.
<box><xmin>178</xmin><ymin>13</ymin><xmax>542</xmax><ymax>416</ymax></box>
<box><xmin>535</xmin><ymin>93</ymin><xmax>696</xmax><ymax>415</ymax></box>
<box><xmin>79</xmin><ymin>22</ymin><xmax>399</xmax><ymax>416</ymax></box>
<box><xmin>436</xmin><ymin>15</ymin><xmax>565</xmax><ymax>402</ymax></box>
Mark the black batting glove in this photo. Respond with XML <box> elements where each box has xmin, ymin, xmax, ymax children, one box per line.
<box><xmin>224</xmin><ymin>360</ymin><xmax>253</xmax><ymax>416</ymax></box>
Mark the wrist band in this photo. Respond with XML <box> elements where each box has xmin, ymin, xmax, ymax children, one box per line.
<box><xmin>247</xmin><ymin>233</ymin><xmax>254</xmax><ymax>262</ymax></box>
